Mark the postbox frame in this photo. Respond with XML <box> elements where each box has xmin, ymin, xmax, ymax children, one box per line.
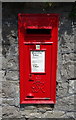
<box><xmin>18</xmin><ymin>14</ymin><xmax>59</xmax><ymax>104</ymax></box>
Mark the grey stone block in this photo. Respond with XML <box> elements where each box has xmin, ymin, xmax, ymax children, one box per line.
<box><xmin>2</xmin><ymin>97</ymin><xmax>20</xmax><ymax>107</ymax></box>
<box><xmin>0</xmin><ymin>45</ymin><xmax>2</xmax><ymax>57</ymax></box>
<box><xmin>2</xmin><ymin>23</ymin><xmax>17</xmax><ymax>45</ymax></box>
<box><xmin>2</xmin><ymin>98</ymin><xmax>15</xmax><ymax>106</ymax></box>
<box><xmin>67</xmin><ymin>64</ymin><xmax>74</xmax><ymax>79</ymax></box>
<box><xmin>2</xmin><ymin>106</ymin><xmax>21</xmax><ymax>118</ymax></box>
<box><xmin>2</xmin><ymin>81</ymin><xmax>19</xmax><ymax>98</ymax></box>
<box><xmin>0</xmin><ymin>82</ymin><xmax>2</xmax><ymax>94</ymax></box>
<box><xmin>0</xmin><ymin>107</ymin><xmax>2</xmax><ymax>119</ymax></box>
<box><xmin>0</xmin><ymin>57</ymin><xmax>2</xmax><ymax>70</ymax></box>
<box><xmin>66</xmin><ymin>112</ymin><xmax>74</xmax><ymax>118</ymax></box>
<box><xmin>5</xmin><ymin>70</ymin><xmax>19</xmax><ymax>81</ymax></box>
<box><xmin>2</xmin><ymin>44</ymin><xmax>18</xmax><ymax>58</ymax></box>
<box><xmin>69</xmin><ymin>53</ymin><xmax>76</xmax><ymax>61</ymax></box>
<box><xmin>42</xmin><ymin>111</ymin><xmax>65</xmax><ymax>118</ymax></box>
<box><xmin>60</xmin><ymin>61</ymin><xmax>74</xmax><ymax>79</ymax></box>
<box><xmin>0</xmin><ymin>70</ymin><xmax>6</xmax><ymax>81</ymax></box>
<box><xmin>69</xmin><ymin>80</ymin><xmax>75</xmax><ymax>94</ymax></box>
<box><xmin>56</xmin><ymin>82</ymin><xmax>69</xmax><ymax>97</ymax></box>
<box><xmin>74</xmin><ymin>80</ymin><xmax>76</xmax><ymax>93</ymax></box>
<box><xmin>2</xmin><ymin>55</ymin><xmax>19</xmax><ymax>71</ymax></box>
<box><xmin>20</xmin><ymin>109</ymin><xmax>42</xmax><ymax>118</ymax></box>
<box><xmin>60</xmin><ymin>112</ymin><xmax>74</xmax><ymax>118</ymax></box>
<box><xmin>55</xmin><ymin>95</ymin><xmax>74</xmax><ymax>111</ymax></box>
<box><xmin>62</xmin><ymin>53</ymin><xmax>75</xmax><ymax>62</ymax></box>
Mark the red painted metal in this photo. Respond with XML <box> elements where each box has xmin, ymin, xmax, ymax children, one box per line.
<box><xmin>18</xmin><ymin>14</ymin><xmax>59</xmax><ymax>104</ymax></box>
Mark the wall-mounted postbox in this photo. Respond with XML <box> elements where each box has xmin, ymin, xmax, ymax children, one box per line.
<box><xmin>18</xmin><ymin>14</ymin><xmax>59</xmax><ymax>104</ymax></box>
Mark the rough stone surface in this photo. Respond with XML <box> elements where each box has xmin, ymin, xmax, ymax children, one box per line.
<box><xmin>42</xmin><ymin>111</ymin><xmax>65</xmax><ymax>118</ymax></box>
<box><xmin>1</xmin><ymin>2</ymin><xmax>76</xmax><ymax>119</ymax></box>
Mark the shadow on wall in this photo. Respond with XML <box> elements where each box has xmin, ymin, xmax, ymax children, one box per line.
<box><xmin>2</xmin><ymin>2</ymin><xmax>74</xmax><ymax>58</ymax></box>
<box><xmin>59</xmin><ymin>18</ymin><xmax>73</xmax><ymax>47</ymax></box>
<box><xmin>20</xmin><ymin>104</ymin><xmax>54</xmax><ymax>109</ymax></box>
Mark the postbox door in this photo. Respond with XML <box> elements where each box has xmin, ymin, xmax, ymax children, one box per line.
<box><xmin>23</xmin><ymin>43</ymin><xmax>53</xmax><ymax>101</ymax></box>
<box><xmin>19</xmin><ymin>14</ymin><xmax>58</xmax><ymax>104</ymax></box>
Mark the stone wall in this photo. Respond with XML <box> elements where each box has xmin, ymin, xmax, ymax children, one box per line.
<box><xmin>1</xmin><ymin>2</ymin><xmax>76</xmax><ymax>119</ymax></box>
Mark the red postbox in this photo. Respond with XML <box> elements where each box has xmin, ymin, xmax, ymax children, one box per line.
<box><xmin>18</xmin><ymin>14</ymin><xmax>59</xmax><ymax>104</ymax></box>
